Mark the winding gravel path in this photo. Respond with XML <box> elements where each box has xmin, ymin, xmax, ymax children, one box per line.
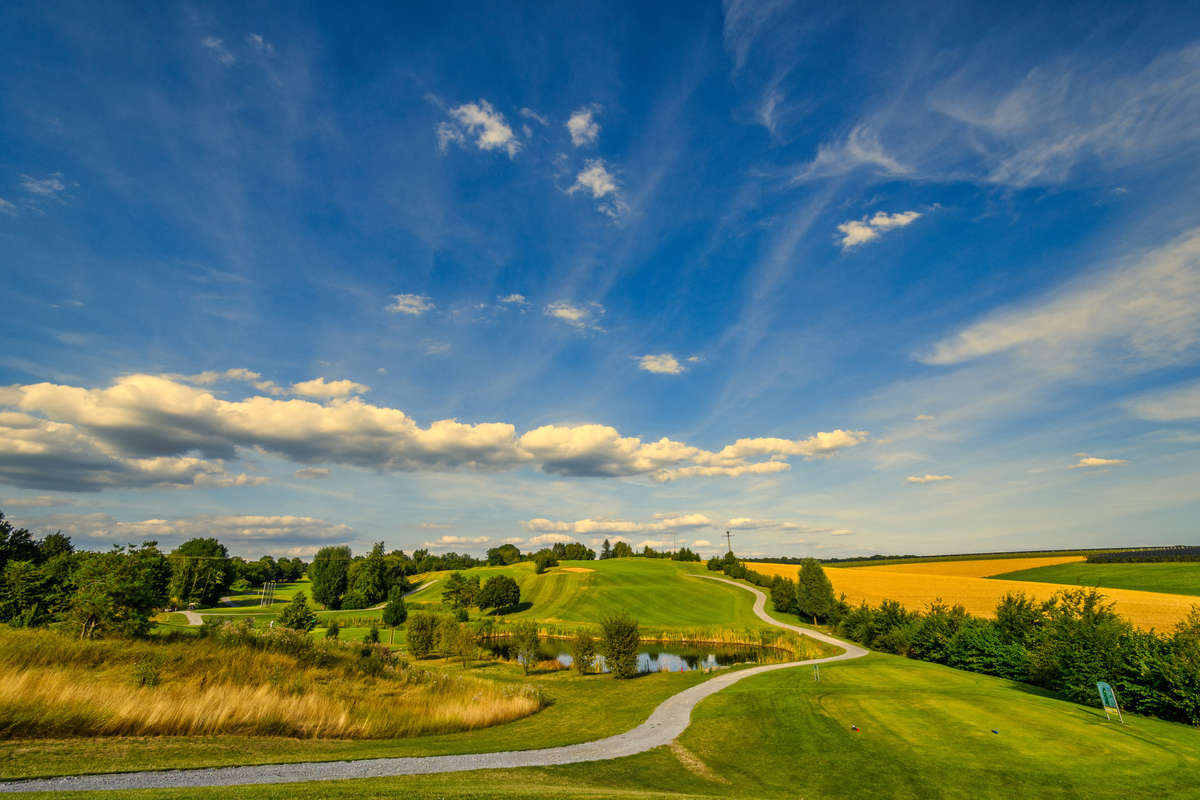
<box><xmin>0</xmin><ymin>576</ymin><xmax>866</xmax><ymax>794</ymax></box>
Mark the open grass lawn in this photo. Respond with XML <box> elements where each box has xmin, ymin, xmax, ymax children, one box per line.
<box><xmin>993</xmin><ymin>560</ymin><xmax>1200</xmax><ymax>598</ymax></box>
<box><xmin>12</xmin><ymin>653</ymin><xmax>1200</xmax><ymax>799</ymax></box>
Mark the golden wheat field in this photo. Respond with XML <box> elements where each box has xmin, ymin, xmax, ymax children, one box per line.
<box><xmin>753</xmin><ymin>557</ymin><xmax>1197</xmax><ymax>630</ymax></box>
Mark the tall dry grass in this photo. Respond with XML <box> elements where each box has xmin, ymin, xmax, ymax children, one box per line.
<box><xmin>0</xmin><ymin>627</ymin><xmax>542</xmax><ymax>740</ymax></box>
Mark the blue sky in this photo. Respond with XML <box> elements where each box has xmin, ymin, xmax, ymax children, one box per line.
<box><xmin>2</xmin><ymin>0</ymin><xmax>1199</xmax><ymax>559</ymax></box>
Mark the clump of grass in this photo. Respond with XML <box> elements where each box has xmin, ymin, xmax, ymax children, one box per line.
<box><xmin>0</xmin><ymin>627</ymin><xmax>544</xmax><ymax>740</ymax></box>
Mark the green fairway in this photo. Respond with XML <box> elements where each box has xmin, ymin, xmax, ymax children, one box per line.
<box><xmin>14</xmin><ymin>653</ymin><xmax>1200</xmax><ymax>799</ymax></box>
<box><xmin>993</xmin><ymin>560</ymin><xmax>1200</xmax><ymax>597</ymax></box>
<box><xmin>403</xmin><ymin>559</ymin><xmax>768</xmax><ymax>631</ymax></box>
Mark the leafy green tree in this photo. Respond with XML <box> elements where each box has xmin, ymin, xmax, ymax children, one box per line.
<box><xmin>382</xmin><ymin>585</ymin><xmax>408</xmax><ymax>627</ymax></box>
<box><xmin>568</xmin><ymin>630</ymin><xmax>596</xmax><ymax>674</ymax></box>
<box><xmin>168</xmin><ymin>538</ymin><xmax>234</xmax><ymax>608</ymax></box>
<box><xmin>770</xmin><ymin>576</ymin><xmax>797</xmax><ymax>615</ymax></box>
<box><xmin>487</xmin><ymin>543</ymin><xmax>522</xmax><ymax>565</ymax></box>
<box><xmin>349</xmin><ymin>542</ymin><xmax>388</xmax><ymax>605</ymax></box>
<box><xmin>612</xmin><ymin>541</ymin><xmax>634</xmax><ymax>558</ymax></box>
<box><xmin>671</xmin><ymin>546</ymin><xmax>700</xmax><ymax>562</ymax></box>
<box><xmin>599</xmin><ymin>613</ymin><xmax>640</xmax><ymax>678</ymax></box>
<box><xmin>407</xmin><ymin>612</ymin><xmax>437</xmax><ymax>657</ymax></box>
<box><xmin>325</xmin><ymin>619</ymin><xmax>341</xmax><ymax>640</ymax></box>
<box><xmin>308</xmin><ymin>545</ymin><xmax>351</xmax><ymax>609</ymax></box>
<box><xmin>533</xmin><ymin>550</ymin><xmax>557</xmax><ymax>574</ymax></box>
<box><xmin>994</xmin><ymin>592</ymin><xmax>1043</xmax><ymax>645</ymax></box>
<box><xmin>796</xmin><ymin>558</ymin><xmax>836</xmax><ymax>624</ymax></box>
<box><xmin>511</xmin><ymin>621</ymin><xmax>540</xmax><ymax>675</ymax></box>
<box><xmin>70</xmin><ymin>543</ymin><xmax>171</xmax><ymax>639</ymax></box>
<box><xmin>600</xmin><ymin>539</ymin><xmax>613</xmax><ymax>560</ymax></box>
<box><xmin>441</xmin><ymin>572</ymin><xmax>480</xmax><ymax>609</ymax></box>
<box><xmin>0</xmin><ymin>513</ymin><xmax>39</xmax><ymax>571</ymax></box>
<box><xmin>477</xmin><ymin>574</ymin><xmax>520</xmax><ymax>613</ymax></box>
<box><xmin>277</xmin><ymin>591</ymin><xmax>318</xmax><ymax>631</ymax></box>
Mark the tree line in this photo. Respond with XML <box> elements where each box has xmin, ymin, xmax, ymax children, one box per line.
<box><xmin>1086</xmin><ymin>546</ymin><xmax>1200</xmax><ymax>563</ymax></box>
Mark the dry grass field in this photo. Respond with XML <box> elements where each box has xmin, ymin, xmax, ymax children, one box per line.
<box><xmin>753</xmin><ymin>557</ymin><xmax>1198</xmax><ymax>630</ymax></box>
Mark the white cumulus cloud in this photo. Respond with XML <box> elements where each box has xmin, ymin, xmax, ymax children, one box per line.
<box><xmin>1070</xmin><ymin>456</ymin><xmax>1127</xmax><ymax>469</ymax></box>
<box><xmin>437</xmin><ymin>100</ymin><xmax>520</xmax><ymax>157</ymax></box>
<box><xmin>837</xmin><ymin>211</ymin><xmax>922</xmax><ymax>249</ymax></box>
<box><xmin>637</xmin><ymin>354</ymin><xmax>685</xmax><ymax>375</ymax></box>
<box><xmin>290</xmin><ymin>378</ymin><xmax>369</xmax><ymax>398</ymax></box>
<box><xmin>387</xmin><ymin>294</ymin><xmax>435</xmax><ymax>316</ymax></box>
<box><xmin>567</xmin><ymin>106</ymin><xmax>600</xmax><ymax>146</ymax></box>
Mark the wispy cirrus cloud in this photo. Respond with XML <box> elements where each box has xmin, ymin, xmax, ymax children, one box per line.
<box><xmin>794</xmin><ymin>125</ymin><xmax>911</xmax><ymax>182</ymax></box>
<box><xmin>906</xmin><ymin>474</ymin><xmax>952</xmax><ymax>484</ymax></box>
<box><xmin>545</xmin><ymin>301</ymin><xmax>605</xmax><ymax>331</ymax></box>
<box><xmin>1070</xmin><ymin>456</ymin><xmax>1127</xmax><ymax>469</ymax></box>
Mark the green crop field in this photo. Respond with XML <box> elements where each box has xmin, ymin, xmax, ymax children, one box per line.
<box><xmin>992</xmin><ymin>560</ymin><xmax>1200</xmax><ymax>597</ymax></box>
<box><xmin>12</xmin><ymin>653</ymin><xmax>1199</xmax><ymax>799</ymax></box>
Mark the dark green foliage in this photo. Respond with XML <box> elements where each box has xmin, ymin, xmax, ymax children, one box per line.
<box><xmin>407</xmin><ymin>612</ymin><xmax>436</xmax><ymax>657</ymax></box>
<box><xmin>599</xmin><ymin>613</ymin><xmax>640</xmax><ymax>679</ymax></box>
<box><xmin>339</xmin><ymin>589</ymin><xmax>370</xmax><ymax>609</ymax></box>
<box><xmin>611</xmin><ymin>541</ymin><xmax>634</xmax><ymax>559</ymax></box>
<box><xmin>362</xmin><ymin>624</ymin><xmax>380</xmax><ymax>644</ymax></box>
<box><xmin>600</xmin><ymin>539</ymin><xmax>613</xmax><ymax>560</ymax></box>
<box><xmin>347</xmin><ymin>542</ymin><xmax>389</xmax><ymax>606</ymax></box>
<box><xmin>1088</xmin><ymin>545</ymin><xmax>1200</xmax><ymax>563</ymax></box>
<box><xmin>550</xmin><ymin>541</ymin><xmax>596</xmax><ymax>561</ymax></box>
<box><xmin>308</xmin><ymin>546</ymin><xmax>350</xmax><ymax>609</ymax></box>
<box><xmin>277</xmin><ymin>591</ymin><xmax>318</xmax><ymax>632</ymax></box>
<box><xmin>568</xmin><ymin>630</ymin><xmax>596</xmax><ymax>674</ymax></box>
<box><xmin>486</xmin><ymin>543</ymin><xmax>522</xmax><ymax>565</ymax></box>
<box><xmin>381</xmin><ymin>585</ymin><xmax>408</xmax><ymax>627</ymax></box>
<box><xmin>477</xmin><ymin>574</ymin><xmax>520</xmax><ymax>612</ymax></box>
<box><xmin>441</xmin><ymin>572</ymin><xmax>480</xmax><ymax>610</ymax></box>
<box><xmin>533</xmin><ymin>550</ymin><xmax>557</xmax><ymax>574</ymax></box>
<box><xmin>796</xmin><ymin>558</ymin><xmax>836</xmax><ymax>624</ymax></box>
<box><xmin>167</xmin><ymin>538</ymin><xmax>234</xmax><ymax>608</ymax></box>
<box><xmin>511</xmin><ymin>621</ymin><xmax>540</xmax><ymax>675</ymax></box>
<box><xmin>70</xmin><ymin>543</ymin><xmax>171</xmax><ymax>639</ymax></box>
<box><xmin>325</xmin><ymin>619</ymin><xmax>341</xmax><ymax>640</ymax></box>
<box><xmin>770</xmin><ymin>576</ymin><xmax>797</xmax><ymax>615</ymax></box>
<box><xmin>672</xmin><ymin>547</ymin><xmax>700</xmax><ymax>562</ymax></box>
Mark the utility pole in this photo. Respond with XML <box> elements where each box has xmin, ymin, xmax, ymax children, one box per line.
<box><xmin>724</xmin><ymin>530</ymin><xmax>734</xmax><ymax>555</ymax></box>
<box><xmin>672</xmin><ymin>532</ymin><xmax>677</xmax><ymax>554</ymax></box>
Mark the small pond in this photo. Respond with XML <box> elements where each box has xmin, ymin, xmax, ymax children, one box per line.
<box><xmin>480</xmin><ymin>638</ymin><xmax>782</xmax><ymax>673</ymax></box>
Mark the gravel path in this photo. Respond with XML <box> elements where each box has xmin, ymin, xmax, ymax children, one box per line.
<box><xmin>0</xmin><ymin>576</ymin><xmax>866</xmax><ymax>794</ymax></box>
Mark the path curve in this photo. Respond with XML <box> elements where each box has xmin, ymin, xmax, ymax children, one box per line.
<box><xmin>0</xmin><ymin>577</ymin><xmax>866</xmax><ymax>794</ymax></box>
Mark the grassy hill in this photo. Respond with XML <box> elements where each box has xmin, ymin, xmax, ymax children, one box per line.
<box><xmin>992</xmin><ymin>560</ymin><xmax>1200</xmax><ymax>597</ymax></box>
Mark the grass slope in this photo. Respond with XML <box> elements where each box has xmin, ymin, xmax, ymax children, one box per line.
<box><xmin>16</xmin><ymin>653</ymin><xmax>1200</xmax><ymax>799</ymax></box>
<box><xmin>993</xmin><ymin>560</ymin><xmax>1200</xmax><ymax>597</ymax></box>
<box><xmin>403</xmin><ymin>559</ymin><xmax>767</xmax><ymax>631</ymax></box>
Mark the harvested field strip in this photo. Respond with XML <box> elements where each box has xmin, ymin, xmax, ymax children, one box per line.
<box><xmin>752</xmin><ymin>561</ymin><xmax>1197</xmax><ymax>630</ymax></box>
<box><xmin>858</xmin><ymin>555</ymin><xmax>1086</xmax><ymax>578</ymax></box>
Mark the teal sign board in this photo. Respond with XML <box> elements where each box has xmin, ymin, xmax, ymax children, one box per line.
<box><xmin>1097</xmin><ymin>681</ymin><xmax>1118</xmax><ymax>709</ymax></box>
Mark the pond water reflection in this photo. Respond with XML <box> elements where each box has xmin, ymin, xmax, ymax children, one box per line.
<box><xmin>480</xmin><ymin>638</ymin><xmax>780</xmax><ymax>673</ymax></box>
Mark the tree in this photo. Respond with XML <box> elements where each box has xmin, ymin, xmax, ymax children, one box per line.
<box><xmin>533</xmin><ymin>550</ymin><xmax>557</xmax><ymax>574</ymax></box>
<box><xmin>796</xmin><ymin>558</ymin><xmax>836</xmax><ymax>624</ymax></box>
<box><xmin>612</xmin><ymin>541</ymin><xmax>634</xmax><ymax>559</ymax></box>
<box><xmin>770</xmin><ymin>576</ymin><xmax>798</xmax><ymax>615</ymax></box>
<box><xmin>278</xmin><ymin>591</ymin><xmax>318</xmax><ymax>631</ymax></box>
<box><xmin>407</xmin><ymin>612</ymin><xmax>437</xmax><ymax>657</ymax></box>
<box><xmin>511</xmin><ymin>621</ymin><xmax>540</xmax><ymax>675</ymax></box>
<box><xmin>382</xmin><ymin>585</ymin><xmax>408</xmax><ymax>628</ymax></box>
<box><xmin>308</xmin><ymin>546</ymin><xmax>351</xmax><ymax>609</ymax></box>
<box><xmin>70</xmin><ymin>543</ymin><xmax>170</xmax><ymax>639</ymax></box>
<box><xmin>672</xmin><ymin>546</ymin><xmax>700</xmax><ymax>562</ymax></box>
<box><xmin>349</xmin><ymin>542</ymin><xmax>388</xmax><ymax>606</ymax></box>
<box><xmin>325</xmin><ymin>619</ymin><xmax>341</xmax><ymax>640</ymax></box>
<box><xmin>487</xmin><ymin>543</ymin><xmax>522</xmax><ymax>566</ymax></box>
<box><xmin>441</xmin><ymin>572</ymin><xmax>480</xmax><ymax>609</ymax></box>
<box><xmin>600</xmin><ymin>613</ymin><xmax>640</xmax><ymax>678</ymax></box>
<box><xmin>569</xmin><ymin>630</ymin><xmax>596</xmax><ymax>674</ymax></box>
<box><xmin>600</xmin><ymin>539</ymin><xmax>613</xmax><ymax>560</ymax></box>
<box><xmin>362</xmin><ymin>623</ymin><xmax>380</xmax><ymax>644</ymax></box>
<box><xmin>167</xmin><ymin>538</ymin><xmax>234</xmax><ymax>608</ymax></box>
<box><xmin>477</xmin><ymin>574</ymin><xmax>520</xmax><ymax>613</ymax></box>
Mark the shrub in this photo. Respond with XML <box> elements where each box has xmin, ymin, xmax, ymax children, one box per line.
<box><xmin>325</xmin><ymin>619</ymin><xmax>341</xmax><ymax>640</ymax></box>
<box><xmin>382</xmin><ymin>586</ymin><xmax>408</xmax><ymax>627</ymax></box>
<box><xmin>363</xmin><ymin>624</ymin><xmax>380</xmax><ymax>645</ymax></box>
<box><xmin>599</xmin><ymin>613</ymin><xmax>640</xmax><ymax>679</ymax></box>
<box><xmin>477</xmin><ymin>575</ymin><xmax>520</xmax><ymax>613</ymax></box>
<box><xmin>407</xmin><ymin>612</ymin><xmax>436</xmax><ymax>658</ymax></box>
<box><xmin>277</xmin><ymin>592</ymin><xmax>318</xmax><ymax>632</ymax></box>
<box><xmin>568</xmin><ymin>630</ymin><xmax>596</xmax><ymax>675</ymax></box>
<box><xmin>511</xmin><ymin>621</ymin><xmax>540</xmax><ymax>675</ymax></box>
<box><xmin>340</xmin><ymin>589</ymin><xmax>370</xmax><ymax>610</ymax></box>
